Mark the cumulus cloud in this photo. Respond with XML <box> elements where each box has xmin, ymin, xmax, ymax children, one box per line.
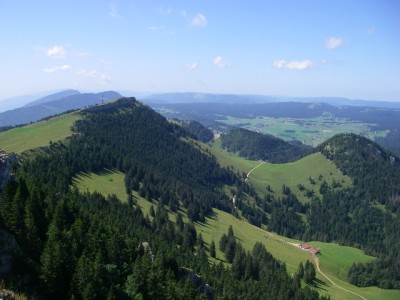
<box><xmin>325</xmin><ymin>37</ymin><xmax>344</xmax><ymax>49</ymax></box>
<box><xmin>38</xmin><ymin>45</ymin><xmax>67</xmax><ymax>59</ymax></box>
<box><xmin>191</xmin><ymin>13</ymin><xmax>207</xmax><ymax>27</ymax></box>
<box><xmin>43</xmin><ymin>64</ymin><xmax>71</xmax><ymax>74</ymax></box>
<box><xmin>185</xmin><ymin>62</ymin><xmax>198</xmax><ymax>70</ymax></box>
<box><xmin>273</xmin><ymin>59</ymin><xmax>313</xmax><ymax>70</ymax></box>
<box><xmin>213</xmin><ymin>56</ymin><xmax>231</xmax><ymax>68</ymax></box>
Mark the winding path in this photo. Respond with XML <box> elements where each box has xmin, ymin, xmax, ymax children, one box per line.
<box><xmin>245</xmin><ymin>161</ymin><xmax>265</xmax><ymax>181</ymax></box>
<box><xmin>275</xmin><ymin>239</ymin><xmax>367</xmax><ymax>300</ymax></box>
<box><xmin>312</xmin><ymin>254</ymin><xmax>366</xmax><ymax>300</ymax></box>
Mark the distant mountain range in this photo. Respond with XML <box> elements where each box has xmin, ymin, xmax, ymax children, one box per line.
<box><xmin>0</xmin><ymin>90</ymin><xmax>121</xmax><ymax>127</ymax></box>
<box><xmin>142</xmin><ymin>92</ymin><xmax>400</xmax><ymax>109</ymax></box>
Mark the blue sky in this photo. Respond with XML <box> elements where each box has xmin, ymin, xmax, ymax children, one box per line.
<box><xmin>0</xmin><ymin>0</ymin><xmax>399</xmax><ymax>101</ymax></box>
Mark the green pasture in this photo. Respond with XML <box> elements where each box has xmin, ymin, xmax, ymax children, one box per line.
<box><xmin>250</xmin><ymin>152</ymin><xmax>352</xmax><ymax>202</ymax></box>
<box><xmin>221</xmin><ymin>116</ymin><xmax>389</xmax><ymax>147</ymax></box>
<box><xmin>311</xmin><ymin>241</ymin><xmax>375</xmax><ymax>281</ymax></box>
<box><xmin>0</xmin><ymin>112</ymin><xmax>81</xmax><ymax>154</ymax></box>
<box><xmin>207</xmin><ymin>140</ymin><xmax>352</xmax><ymax>202</ymax></box>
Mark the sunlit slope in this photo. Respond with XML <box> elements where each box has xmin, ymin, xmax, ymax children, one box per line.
<box><xmin>0</xmin><ymin>111</ymin><xmax>81</xmax><ymax>153</ymax></box>
<box><xmin>71</xmin><ymin>169</ymin><xmax>399</xmax><ymax>300</ymax></box>
<box><xmin>250</xmin><ymin>152</ymin><xmax>352</xmax><ymax>201</ymax></box>
<box><xmin>207</xmin><ymin>140</ymin><xmax>352</xmax><ymax>202</ymax></box>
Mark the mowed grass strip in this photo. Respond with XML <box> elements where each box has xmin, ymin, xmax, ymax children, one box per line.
<box><xmin>0</xmin><ymin>112</ymin><xmax>81</xmax><ymax>153</ymax></box>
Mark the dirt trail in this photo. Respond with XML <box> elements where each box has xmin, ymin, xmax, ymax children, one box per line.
<box><xmin>276</xmin><ymin>239</ymin><xmax>367</xmax><ymax>300</ymax></box>
<box><xmin>245</xmin><ymin>161</ymin><xmax>265</xmax><ymax>181</ymax></box>
<box><xmin>312</xmin><ymin>254</ymin><xmax>367</xmax><ymax>300</ymax></box>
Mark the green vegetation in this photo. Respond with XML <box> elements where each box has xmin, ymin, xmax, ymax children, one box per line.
<box><xmin>1</xmin><ymin>98</ymin><xmax>399</xmax><ymax>298</ymax></box>
<box><xmin>311</xmin><ymin>242</ymin><xmax>375</xmax><ymax>281</ymax></box>
<box><xmin>250</xmin><ymin>153</ymin><xmax>352</xmax><ymax>201</ymax></box>
<box><xmin>0</xmin><ymin>112</ymin><xmax>81</xmax><ymax>153</ymax></box>
<box><xmin>220</xmin><ymin>115</ymin><xmax>389</xmax><ymax>147</ymax></box>
<box><xmin>207</xmin><ymin>140</ymin><xmax>351</xmax><ymax>202</ymax></box>
<box><xmin>220</xmin><ymin>127</ymin><xmax>310</xmax><ymax>163</ymax></box>
<box><xmin>71</xmin><ymin>169</ymin><xmax>399</xmax><ymax>300</ymax></box>
<box><xmin>72</xmin><ymin>169</ymin><xmax>127</xmax><ymax>202</ymax></box>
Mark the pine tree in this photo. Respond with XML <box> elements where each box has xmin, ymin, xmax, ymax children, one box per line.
<box><xmin>210</xmin><ymin>240</ymin><xmax>216</xmax><ymax>258</ymax></box>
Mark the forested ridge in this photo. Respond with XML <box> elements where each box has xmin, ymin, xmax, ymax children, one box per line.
<box><xmin>1</xmin><ymin>97</ymin><xmax>399</xmax><ymax>297</ymax></box>
<box><xmin>220</xmin><ymin>128</ymin><xmax>310</xmax><ymax>163</ymax></box>
<box><xmin>0</xmin><ymin>98</ymin><xmax>329</xmax><ymax>299</ymax></box>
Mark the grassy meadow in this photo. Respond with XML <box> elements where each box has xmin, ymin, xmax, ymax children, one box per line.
<box><xmin>0</xmin><ymin>112</ymin><xmax>81</xmax><ymax>153</ymax></box>
<box><xmin>207</xmin><ymin>140</ymin><xmax>352</xmax><ymax>202</ymax></box>
<box><xmin>249</xmin><ymin>152</ymin><xmax>352</xmax><ymax>202</ymax></box>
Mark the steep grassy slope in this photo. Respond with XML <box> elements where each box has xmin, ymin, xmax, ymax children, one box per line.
<box><xmin>0</xmin><ymin>111</ymin><xmax>81</xmax><ymax>153</ymax></box>
<box><xmin>207</xmin><ymin>140</ymin><xmax>351</xmax><ymax>202</ymax></box>
<box><xmin>250</xmin><ymin>153</ymin><xmax>352</xmax><ymax>202</ymax></box>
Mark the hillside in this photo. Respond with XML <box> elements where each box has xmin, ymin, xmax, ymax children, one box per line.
<box><xmin>220</xmin><ymin>127</ymin><xmax>310</xmax><ymax>163</ymax></box>
<box><xmin>0</xmin><ymin>91</ymin><xmax>121</xmax><ymax>127</ymax></box>
<box><xmin>208</xmin><ymin>134</ymin><xmax>400</xmax><ymax>289</ymax></box>
<box><xmin>0</xmin><ymin>111</ymin><xmax>81</xmax><ymax>154</ymax></box>
<box><xmin>70</xmin><ymin>167</ymin><xmax>399</xmax><ymax>299</ymax></box>
<box><xmin>0</xmin><ymin>97</ymin><xmax>330</xmax><ymax>299</ymax></box>
<box><xmin>174</xmin><ymin>119</ymin><xmax>214</xmax><ymax>142</ymax></box>
<box><xmin>0</xmin><ymin>98</ymin><xmax>399</xmax><ymax>297</ymax></box>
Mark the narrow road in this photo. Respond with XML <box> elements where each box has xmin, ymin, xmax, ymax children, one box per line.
<box><xmin>245</xmin><ymin>161</ymin><xmax>265</xmax><ymax>181</ymax></box>
<box><xmin>278</xmin><ymin>239</ymin><xmax>367</xmax><ymax>300</ymax></box>
<box><xmin>312</xmin><ymin>254</ymin><xmax>367</xmax><ymax>300</ymax></box>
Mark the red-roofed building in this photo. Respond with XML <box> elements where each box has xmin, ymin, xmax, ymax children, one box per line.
<box><xmin>300</xmin><ymin>243</ymin><xmax>311</xmax><ymax>249</ymax></box>
<box><xmin>309</xmin><ymin>247</ymin><xmax>320</xmax><ymax>255</ymax></box>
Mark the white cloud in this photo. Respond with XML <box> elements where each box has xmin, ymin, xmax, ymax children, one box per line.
<box><xmin>43</xmin><ymin>64</ymin><xmax>71</xmax><ymax>74</ymax></box>
<box><xmin>273</xmin><ymin>59</ymin><xmax>313</xmax><ymax>70</ymax></box>
<box><xmin>213</xmin><ymin>56</ymin><xmax>231</xmax><ymax>68</ymax></box>
<box><xmin>185</xmin><ymin>62</ymin><xmax>198</xmax><ymax>70</ymax></box>
<box><xmin>325</xmin><ymin>37</ymin><xmax>344</xmax><ymax>49</ymax></box>
<box><xmin>191</xmin><ymin>13</ymin><xmax>207</xmax><ymax>27</ymax></box>
<box><xmin>41</xmin><ymin>45</ymin><xmax>66</xmax><ymax>59</ymax></box>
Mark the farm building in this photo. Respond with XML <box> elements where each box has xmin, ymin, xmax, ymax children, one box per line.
<box><xmin>300</xmin><ymin>243</ymin><xmax>320</xmax><ymax>254</ymax></box>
